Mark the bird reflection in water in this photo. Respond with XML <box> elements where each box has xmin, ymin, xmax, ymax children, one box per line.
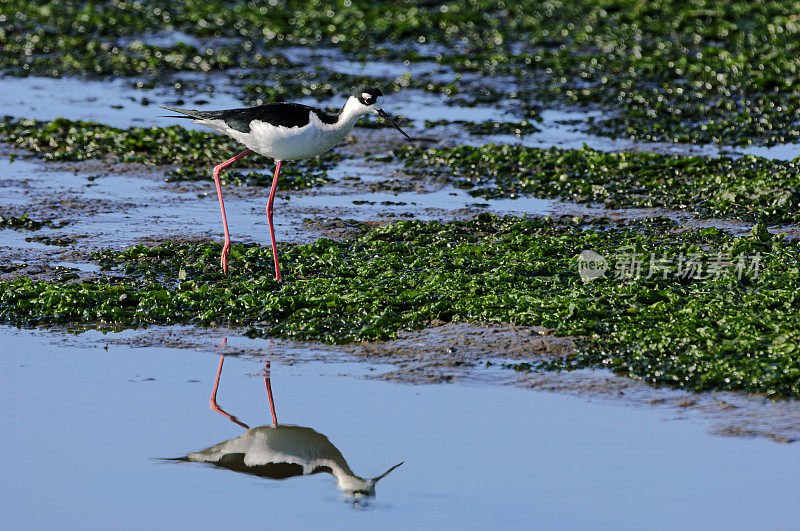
<box><xmin>176</xmin><ymin>352</ymin><xmax>402</xmax><ymax>501</ymax></box>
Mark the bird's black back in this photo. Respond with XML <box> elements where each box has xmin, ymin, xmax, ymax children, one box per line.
<box><xmin>172</xmin><ymin>102</ymin><xmax>339</xmax><ymax>133</ymax></box>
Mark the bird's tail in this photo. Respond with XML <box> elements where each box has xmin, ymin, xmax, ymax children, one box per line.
<box><xmin>157</xmin><ymin>456</ymin><xmax>191</xmax><ymax>462</ymax></box>
<box><xmin>158</xmin><ymin>106</ymin><xmax>208</xmax><ymax>119</ymax></box>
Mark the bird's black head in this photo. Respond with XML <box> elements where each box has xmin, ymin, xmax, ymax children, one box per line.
<box><xmin>350</xmin><ymin>85</ymin><xmax>412</xmax><ymax>141</ymax></box>
<box><xmin>355</xmin><ymin>86</ymin><xmax>383</xmax><ymax>106</ymax></box>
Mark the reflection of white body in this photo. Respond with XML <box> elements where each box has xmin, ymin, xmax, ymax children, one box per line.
<box><xmin>182</xmin><ymin>355</ymin><xmax>402</xmax><ymax>498</ymax></box>
<box><xmin>188</xmin><ymin>425</ymin><xmax>396</xmax><ymax>495</ymax></box>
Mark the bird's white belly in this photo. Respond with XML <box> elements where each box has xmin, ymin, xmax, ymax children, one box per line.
<box><xmin>228</xmin><ymin>120</ymin><xmax>348</xmax><ymax>161</ymax></box>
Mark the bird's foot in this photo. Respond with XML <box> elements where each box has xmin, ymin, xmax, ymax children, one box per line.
<box><xmin>220</xmin><ymin>241</ymin><xmax>231</xmax><ymax>274</ymax></box>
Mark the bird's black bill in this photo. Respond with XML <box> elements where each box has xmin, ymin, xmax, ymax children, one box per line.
<box><xmin>376</xmin><ymin>108</ymin><xmax>412</xmax><ymax>140</ymax></box>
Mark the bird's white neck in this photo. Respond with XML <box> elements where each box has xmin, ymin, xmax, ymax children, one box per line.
<box><xmin>334</xmin><ymin>467</ymin><xmax>374</xmax><ymax>494</ymax></box>
<box><xmin>334</xmin><ymin>96</ymin><xmax>374</xmax><ymax>132</ymax></box>
<box><xmin>301</xmin><ymin>448</ymin><xmax>372</xmax><ymax>494</ymax></box>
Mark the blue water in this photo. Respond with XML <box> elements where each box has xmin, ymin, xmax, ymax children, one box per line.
<box><xmin>1</xmin><ymin>327</ymin><xmax>798</xmax><ymax>530</ymax></box>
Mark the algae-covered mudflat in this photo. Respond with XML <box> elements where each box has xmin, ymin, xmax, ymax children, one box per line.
<box><xmin>1</xmin><ymin>1</ymin><xmax>799</xmax><ymax>528</ymax></box>
<box><xmin>2</xmin><ymin>216</ymin><xmax>799</xmax><ymax>398</ymax></box>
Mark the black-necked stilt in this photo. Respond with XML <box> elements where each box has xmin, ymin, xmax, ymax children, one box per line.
<box><xmin>161</xmin><ymin>86</ymin><xmax>412</xmax><ymax>281</ymax></box>
<box><xmin>177</xmin><ymin>355</ymin><xmax>402</xmax><ymax>499</ymax></box>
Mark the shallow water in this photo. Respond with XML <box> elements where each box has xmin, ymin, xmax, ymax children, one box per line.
<box><xmin>0</xmin><ymin>76</ymin><xmax>228</xmax><ymax>130</ymax></box>
<box><xmin>0</xmin><ymin>154</ymin><xmax>557</xmax><ymax>260</ymax></box>
<box><xmin>286</xmin><ymin>187</ymin><xmax>554</xmax><ymax>218</ymax></box>
<box><xmin>1</xmin><ymin>326</ymin><xmax>798</xmax><ymax>530</ymax></box>
<box><xmin>5</xmin><ymin>74</ymin><xmax>797</xmax><ymax>160</ymax></box>
<box><xmin>278</xmin><ymin>46</ymin><xmax>444</xmax><ymax>78</ymax></box>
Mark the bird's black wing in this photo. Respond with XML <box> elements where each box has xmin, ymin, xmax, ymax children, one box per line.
<box><xmin>161</xmin><ymin>103</ymin><xmax>339</xmax><ymax>133</ymax></box>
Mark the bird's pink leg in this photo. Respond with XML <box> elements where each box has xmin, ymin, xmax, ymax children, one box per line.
<box><xmin>267</xmin><ymin>161</ymin><xmax>283</xmax><ymax>282</ymax></box>
<box><xmin>212</xmin><ymin>149</ymin><xmax>252</xmax><ymax>273</ymax></box>
<box><xmin>209</xmin><ymin>354</ymin><xmax>250</xmax><ymax>429</ymax></box>
<box><xmin>263</xmin><ymin>361</ymin><xmax>278</xmax><ymax>425</ymax></box>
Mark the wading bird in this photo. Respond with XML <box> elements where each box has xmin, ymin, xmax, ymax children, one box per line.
<box><xmin>173</xmin><ymin>355</ymin><xmax>402</xmax><ymax>500</ymax></box>
<box><xmin>161</xmin><ymin>86</ymin><xmax>412</xmax><ymax>281</ymax></box>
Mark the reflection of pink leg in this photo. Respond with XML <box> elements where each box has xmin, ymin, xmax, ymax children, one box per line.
<box><xmin>209</xmin><ymin>354</ymin><xmax>249</xmax><ymax>429</ymax></box>
<box><xmin>264</xmin><ymin>361</ymin><xmax>278</xmax><ymax>425</ymax></box>
<box><xmin>212</xmin><ymin>149</ymin><xmax>253</xmax><ymax>273</ymax></box>
<box><xmin>266</xmin><ymin>161</ymin><xmax>283</xmax><ymax>282</ymax></box>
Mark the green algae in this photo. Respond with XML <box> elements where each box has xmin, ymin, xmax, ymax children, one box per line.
<box><xmin>357</xmin><ymin>114</ymin><xmax>415</xmax><ymax>130</ymax></box>
<box><xmin>5</xmin><ymin>1</ymin><xmax>800</xmax><ymax>145</ymax></box>
<box><xmin>241</xmin><ymin>72</ymin><xmax>458</xmax><ymax>106</ymax></box>
<box><xmin>424</xmin><ymin>119</ymin><xmax>542</xmax><ymax>137</ymax></box>
<box><xmin>0</xmin><ymin>214</ymin><xmax>68</xmax><ymax>231</ymax></box>
<box><xmin>395</xmin><ymin>144</ymin><xmax>800</xmax><ymax>223</ymax></box>
<box><xmin>0</xmin><ymin>37</ymin><xmax>243</xmax><ymax>78</ymax></box>
<box><xmin>0</xmin><ymin>214</ymin><xmax>45</xmax><ymax>230</ymax></box>
<box><xmin>165</xmin><ymin>167</ymin><xmax>333</xmax><ymax>190</ymax></box>
<box><xmin>422</xmin><ymin>0</ymin><xmax>800</xmax><ymax>146</ymax></box>
<box><xmin>164</xmin><ymin>151</ymin><xmax>340</xmax><ymax>189</ymax></box>
<box><xmin>0</xmin><ymin>1</ymin><xmax>537</xmax><ymax>56</ymax></box>
<box><xmin>1</xmin><ymin>214</ymin><xmax>798</xmax><ymax>397</ymax></box>
<box><xmin>24</xmin><ymin>235</ymin><xmax>76</xmax><ymax>247</ymax></box>
<box><xmin>0</xmin><ymin>116</ymin><xmax>250</xmax><ymax>166</ymax></box>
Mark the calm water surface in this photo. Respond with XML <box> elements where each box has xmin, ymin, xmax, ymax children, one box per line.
<box><xmin>1</xmin><ymin>327</ymin><xmax>798</xmax><ymax>530</ymax></box>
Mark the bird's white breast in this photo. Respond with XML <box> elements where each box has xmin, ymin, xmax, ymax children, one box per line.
<box><xmin>199</xmin><ymin>112</ymin><xmax>353</xmax><ymax>161</ymax></box>
<box><xmin>187</xmin><ymin>425</ymin><xmax>351</xmax><ymax>475</ymax></box>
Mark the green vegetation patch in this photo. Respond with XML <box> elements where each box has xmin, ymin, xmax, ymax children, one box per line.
<box><xmin>242</xmin><ymin>71</ymin><xmax>459</xmax><ymax>105</ymax></box>
<box><xmin>0</xmin><ymin>37</ymin><xmax>248</xmax><ymax>78</ymax></box>
<box><xmin>0</xmin><ymin>116</ymin><xmax>254</xmax><ymax>166</ymax></box>
<box><xmin>1</xmin><ymin>214</ymin><xmax>798</xmax><ymax>397</ymax></box>
<box><xmin>0</xmin><ymin>1</ymin><xmax>292</xmax><ymax>77</ymax></box>
<box><xmin>0</xmin><ymin>214</ymin><xmax>45</xmax><ymax>230</ymax></box>
<box><xmin>6</xmin><ymin>1</ymin><xmax>800</xmax><ymax>145</ymax></box>
<box><xmin>0</xmin><ymin>117</ymin><xmax>340</xmax><ymax>188</ymax></box>
<box><xmin>24</xmin><ymin>235</ymin><xmax>76</xmax><ymax>247</ymax></box>
<box><xmin>424</xmin><ymin>119</ymin><xmax>542</xmax><ymax>137</ymax></box>
<box><xmin>0</xmin><ymin>0</ymin><xmax>548</xmax><ymax>62</ymax></box>
<box><xmin>165</xmin><ymin>158</ymin><xmax>338</xmax><ymax>190</ymax></box>
<box><xmin>395</xmin><ymin>144</ymin><xmax>800</xmax><ymax>224</ymax></box>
